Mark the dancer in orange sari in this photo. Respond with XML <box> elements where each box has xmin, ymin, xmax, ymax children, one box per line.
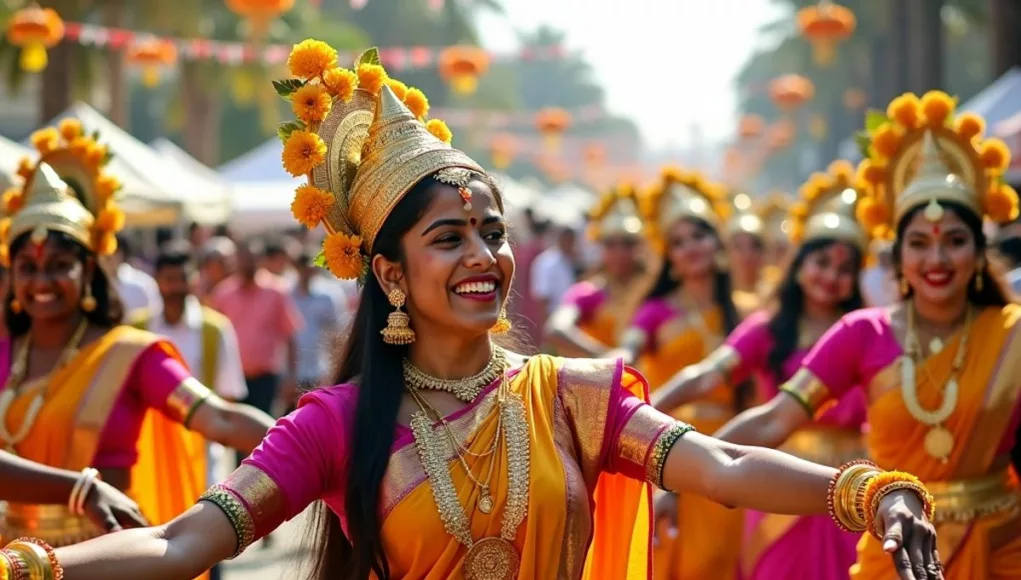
<box><xmin>0</xmin><ymin>126</ymin><xmax>273</xmax><ymax>566</ymax></box>
<box><xmin>723</xmin><ymin>192</ymin><xmax>767</xmax><ymax>316</ymax></box>
<box><xmin>616</xmin><ymin>168</ymin><xmax>749</xmax><ymax>580</ymax></box>
<box><xmin>546</xmin><ymin>183</ymin><xmax>652</xmax><ymax>356</ymax></box>
<box><xmin>714</xmin><ymin>91</ymin><xmax>1021</xmax><ymax>579</ymax></box>
<box><xmin>15</xmin><ymin>44</ymin><xmax>940</xmax><ymax>580</ymax></box>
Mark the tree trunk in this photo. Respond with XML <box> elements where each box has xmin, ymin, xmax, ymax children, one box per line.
<box><xmin>40</xmin><ymin>41</ymin><xmax>73</xmax><ymax>124</ymax></box>
<box><xmin>181</xmin><ymin>62</ymin><xmax>222</xmax><ymax>165</ymax></box>
<box><xmin>882</xmin><ymin>0</ymin><xmax>911</xmax><ymax>99</ymax></box>
<box><xmin>906</xmin><ymin>0</ymin><xmax>944</xmax><ymax>92</ymax></box>
<box><xmin>103</xmin><ymin>0</ymin><xmax>129</xmax><ymax>129</ymax></box>
<box><xmin>989</xmin><ymin>0</ymin><xmax>1021</xmax><ymax>76</ymax></box>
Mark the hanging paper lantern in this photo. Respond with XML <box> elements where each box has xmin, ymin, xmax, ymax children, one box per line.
<box><xmin>738</xmin><ymin>115</ymin><xmax>766</xmax><ymax>140</ymax></box>
<box><xmin>766</xmin><ymin>120</ymin><xmax>796</xmax><ymax>151</ymax></box>
<box><xmin>535</xmin><ymin>108</ymin><xmax>572</xmax><ymax>152</ymax></box>
<box><xmin>5</xmin><ymin>5</ymin><xmax>65</xmax><ymax>73</ymax></box>
<box><xmin>583</xmin><ymin>143</ymin><xmax>607</xmax><ymax>169</ymax></box>
<box><xmin>769</xmin><ymin>74</ymin><xmax>815</xmax><ymax>112</ymax></box>
<box><xmin>127</xmin><ymin>38</ymin><xmax>177</xmax><ymax>87</ymax></box>
<box><xmin>437</xmin><ymin>46</ymin><xmax>490</xmax><ymax>96</ymax></box>
<box><xmin>489</xmin><ymin>133</ymin><xmax>517</xmax><ymax>170</ymax></box>
<box><xmin>225</xmin><ymin>0</ymin><xmax>295</xmax><ymax>42</ymax></box>
<box><xmin>843</xmin><ymin>88</ymin><xmax>867</xmax><ymax>111</ymax></box>
<box><xmin>797</xmin><ymin>0</ymin><xmax>856</xmax><ymax>66</ymax></box>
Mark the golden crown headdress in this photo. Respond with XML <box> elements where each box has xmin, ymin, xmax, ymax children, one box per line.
<box><xmin>587</xmin><ymin>182</ymin><xmax>644</xmax><ymax>240</ymax></box>
<box><xmin>854</xmin><ymin>90</ymin><xmax>1017</xmax><ymax>239</ymax></box>
<box><xmin>0</xmin><ymin>119</ymin><xmax>124</xmax><ymax>266</ymax></box>
<box><xmin>755</xmin><ymin>192</ymin><xmax>793</xmax><ymax>242</ymax></box>
<box><xmin>276</xmin><ymin>41</ymin><xmax>490</xmax><ymax>280</ymax></box>
<box><xmin>788</xmin><ymin>160</ymin><xmax>868</xmax><ymax>250</ymax></box>
<box><xmin>723</xmin><ymin>190</ymin><xmax>764</xmax><ymax>241</ymax></box>
<box><xmin>642</xmin><ymin>166</ymin><xmax>730</xmax><ymax>244</ymax></box>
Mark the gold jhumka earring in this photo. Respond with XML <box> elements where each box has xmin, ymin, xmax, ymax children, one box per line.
<box><xmin>381</xmin><ymin>288</ymin><xmax>416</xmax><ymax>345</ymax></box>
<box><xmin>80</xmin><ymin>283</ymin><xmax>97</xmax><ymax>312</ymax></box>
<box><xmin>491</xmin><ymin>307</ymin><xmax>511</xmax><ymax>334</ymax></box>
<box><xmin>900</xmin><ymin>276</ymin><xmax>910</xmax><ymax>297</ymax></box>
<box><xmin>9</xmin><ymin>299</ymin><xmax>21</xmax><ymax>314</ymax></box>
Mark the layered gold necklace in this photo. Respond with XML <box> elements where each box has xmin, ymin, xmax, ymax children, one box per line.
<box><xmin>403</xmin><ymin>347</ymin><xmax>508</xmax><ymax>402</ymax></box>
<box><xmin>0</xmin><ymin>320</ymin><xmax>89</xmax><ymax>453</ymax></box>
<box><xmin>407</xmin><ymin>360</ymin><xmax>530</xmax><ymax>580</ymax></box>
<box><xmin>900</xmin><ymin>303</ymin><xmax>972</xmax><ymax>463</ymax></box>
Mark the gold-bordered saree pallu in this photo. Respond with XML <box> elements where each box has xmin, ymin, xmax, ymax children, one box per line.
<box><xmin>0</xmin><ymin>326</ymin><xmax>207</xmax><ymax>576</ymax></box>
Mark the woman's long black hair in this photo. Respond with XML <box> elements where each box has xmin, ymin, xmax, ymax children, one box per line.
<box><xmin>4</xmin><ymin>230</ymin><xmax>123</xmax><ymax>336</ymax></box>
<box><xmin>643</xmin><ymin>217</ymin><xmax>750</xmax><ymax>411</ymax></box>
<box><xmin>303</xmin><ymin>178</ymin><xmax>441</xmax><ymax>580</ymax></box>
<box><xmin>765</xmin><ymin>238</ymin><xmax>865</xmax><ymax>383</ymax></box>
<box><xmin>892</xmin><ymin>200</ymin><xmax>1010</xmax><ymax>308</ymax></box>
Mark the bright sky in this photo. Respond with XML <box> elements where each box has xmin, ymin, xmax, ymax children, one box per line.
<box><xmin>477</xmin><ymin>0</ymin><xmax>786</xmax><ymax>153</ymax></box>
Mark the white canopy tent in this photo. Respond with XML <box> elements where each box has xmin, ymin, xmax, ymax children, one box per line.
<box><xmin>0</xmin><ymin>134</ymin><xmax>32</xmax><ymax>191</ymax></box>
<box><xmin>149</xmin><ymin>138</ymin><xmax>233</xmax><ymax>224</ymax></box>
<box><xmin>218</xmin><ymin>139</ymin><xmax>300</xmax><ymax>233</ymax></box>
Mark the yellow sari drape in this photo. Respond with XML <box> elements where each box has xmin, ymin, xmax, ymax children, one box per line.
<box><xmin>1</xmin><ymin>327</ymin><xmax>208</xmax><ymax>579</ymax></box>
<box><xmin>852</xmin><ymin>306</ymin><xmax>1021</xmax><ymax>580</ymax></box>
<box><xmin>378</xmin><ymin>356</ymin><xmax>652</xmax><ymax>579</ymax></box>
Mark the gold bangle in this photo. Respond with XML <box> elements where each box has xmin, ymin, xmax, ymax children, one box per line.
<box><xmin>839</xmin><ymin>467</ymin><xmax>878</xmax><ymax>531</ymax></box>
<box><xmin>3</xmin><ymin>539</ymin><xmax>61</xmax><ymax>580</ymax></box>
<box><xmin>827</xmin><ymin>460</ymin><xmax>879</xmax><ymax>532</ymax></box>
<box><xmin>0</xmin><ymin>550</ymin><xmax>23</xmax><ymax>580</ymax></box>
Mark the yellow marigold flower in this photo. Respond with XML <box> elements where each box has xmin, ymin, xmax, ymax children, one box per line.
<box><xmin>425</xmin><ymin>119</ymin><xmax>453</xmax><ymax>144</ymax></box>
<box><xmin>291</xmin><ymin>83</ymin><xmax>333</xmax><ymax>126</ymax></box>
<box><xmin>282</xmin><ymin>130</ymin><xmax>327</xmax><ymax>177</ymax></box>
<box><xmin>979</xmin><ymin>139</ymin><xmax>1011</xmax><ymax>174</ymax></box>
<box><xmin>322</xmin><ymin>232</ymin><xmax>365</xmax><ymax>280</ymax></box>
<box><xmin>403</xmin><ymin>87</ymin><xmax>429</xmax><ymax>120</ymax></box>
<box><xmin>69</xmin><ymin>136</ymin><xmax>92</xmax><ymax>159</ymax></box>
<box><xmin>85</xmin><ymin>143</ymin><xmax>108</xmax><ymax>169</ymax></box>
<box><xmin>829</xmin><ymin>160</ymin><xmax>855</xmax><ymax>184</ymax></box>
<box><xmin>858</xmin><ymin>159</ymin><xmax>887</xmax><ymax>186</ymax></box>
<box><xmin>95</xmin><ymin>231</ymin><xmax>118</xmax><ymax>256</ymax></box>
<box><xmin>95</xmin><ymin>205</ymin><xmax>126</xmax><ymax>233</ymax></box>
<box><xmin>887</xmin><ymin>93</ymin><xmax>921</xmax><ymax>130</ymax></box>
<box><xmin>790</xmin><ymin>201</ymin><xmax>809</xmax><ymax>219</ymax></box>
<box><xmin>356</xmin><ymin>63</ymin><xmax>388</xmax><ymax>95</ymax></box>
<box><xmin>385</xmin><ymin>79</ymin><xmax>408</xmax><ymax>101</ymax></box>
<box><xmin>290</xmin><ymin>184</ymin><xmax>334</xmax><ymax>228</ymax></box>
<box><xmin>287</xmin><ymin>39</ymin><xmax>338</xmax><ymax>80</ymax></box>
<box><xmin>2</xmin><ymin>189</ymin><xmax>23</xmax><ymax>214</ymax></box>
<box><xmin>16</xmin><ymin>158</ymin><xmax>34</xmax><ymax>181</ymax></box>
<box><xmin>58</xmin><ymin>118</ymin><xmax>83</xmax><ymax>141</ymax></box>
<box><xmin>0</xmin><ymin>218</ymin><xmax>10</xmax><ymax>241</ymax></box>
<box><xmin>96</xmin><ymin>174</ymin><xmax>121</xmax><ymax>202</ymax></box>
<box><xmin>856</xmin><ymin>196</ymin><xmax>888</xmax><ymax>230</ymax></box>
<box><xmin>31</xmin><ymin>128</ymin><xmax>60</xmax><ymax>155</ymax></box>
<box><xmin>322</xmin><ymin>67</ymin><xmax>357</xmax><ymax>102</ymax></box>
<box><xmin>954</xmin><ymin>113</ymin><xmax>985</xmax><ymax>143</ymax></box>
<box><xmin>985</xmin><ymin>183</ymin><xmax>1019</xmax><ymax>223</ymax></box>
<box><xmin>920</xmin><ymin>91</ymin><xmax>954</xmax><ymax>127</ymax></box>
<box><xmin>871</xmin><ymin>124</ymin><xmax>903</xmax><ymax>159</ymax></box>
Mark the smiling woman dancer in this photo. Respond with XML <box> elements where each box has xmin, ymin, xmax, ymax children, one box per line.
<box><xmin>0</xmin><ymin>123</ymin><xmax>274</xmax><ymax>574</ymax></box>
<box><xmin>652</xmin><ymin>160</ymin><xmax>870</xmax><ymax>580</ymax></box>
<box><xmin>713</xmin><ymin>92</ymin><xmax>1021</xmax><ymax>580</ymax></box>
<box><xmin>0</xmin><ymin>43</ymin><xmax>941</xmax><ymax>580</ymax></box>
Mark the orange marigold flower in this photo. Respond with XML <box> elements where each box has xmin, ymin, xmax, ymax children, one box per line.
<box><xmin>290</xmin><ymin>184</ymin><xmax>334</xmax><ymax>228</ymax></box>
<box><xmin>829</xmin><ymin>160</ymin><xmax>855</xmax><ymax>184</ymax></box>
<box><xmin>856</xmin><ymin>197</ymin><xmax>889</xmax><ymax>230</ymax></box>
<box><xmin>356</xmin><ymin>63</ymin><xmax>388</xmax><ymax>95</ymax></box>
<box><xmin>282</xmin><ymin>130</ymin><xmax>327</xmax><ymax>177</ymax></box>
<box><xmin>0</xmin><ymin>218</ymin><xmax>10</xmax><ymax>241</ymax></box>
<box><xmin>95</xmin><ymin>232</ymin><xmax>118</xmax><ymax>256</ymax></box>
<box><xmin>403</xmin><ymin>87</ymin><xmax>429</xmax><ymax>120</ymax></box>
<box><xmin>16</xmin><ymin>158</ymin><xmax>34</xmax><ymax>181</ymax></box>
<box><xmin>69</xmin><ymin>136</ymin><xmax>92</xmax><ymax>159</ymax></box>
<box><xmin>425</xmin><ymin>119</ymin><xmax>453</xmax><ymax>144</ymax></box>
<box><xmin>31</xmin><ymin>128</ymin><xmax>60</xmax><ymax>155</ymax></box>
<box><xmin>871</xmin><ymin>124</ymin><xmax>903</xmax><ymax>159</ymax></box>
<box><xmin>887</xmin><ymin>93</ymin><xmax>921</xmax><ymax>130</ymax></box>
<box><xmin>287</xmin><ymin>39</ymin><xmax>338</xmax><ymax>80</ymax></box>
<box><xmin>858</xmin><ymin>159</ymin><xmax>887</xmax><ymax>186</ymax></box>
<box><xmin>322</xmin><ymin>232</ymin><xmax>365</xmax><ymax>280</ymax></box>
<box><xmin>58</xmin><ymin>118</ymin><xmax>83</xmax><ymax>141</ymax></box>
<box><xmin>96</xmin><ymin>174</ymin><xmax>121</xmax><ymax>202</ymax></box>
<box><xmin>954</xmin><ymin>113</ymin><xmax>985</xmax><ymax>143</ymax></box>
<box><xmin>322</xmin><ymin>67</ymin><xmax>357</xmax><ymax>102</ymax></box>
<box><xmin>979</xmin><ymin>139</ymin><xmax>1011</xmax><ymax>174</ymax></box>
<box><xmin>920</xmin><ymin>91</ymin><xmax>954</xmax><ymax>127</ymax></box>
<box><xmin>384</xmin><ymin>79</ymin><xmax>408</xmax><ymax>101</ymax></box>
<box><xmin>291</xmin><ymin>83</ymin><xmax>333</xmax><ymax>126</ymax></box>
<box><xmin>85</xmin><ymin>143</ymin><xmax>108</xmax><ymax>168</ymax></box>
<box><xmin>985</xmin><ymin>183</ymin><xmax>1019</xmax><ymax>223</ymax></box>
<box><xmin>790</xmin><ymin>201</ymin><xmax>809</xmax><ymax>219</ymax></box>
<box><xmin>95</xmin><ymin>206</ymin><xmax>126</xmax><ymax>233</ymax></box>
<box><xmin>2</xmin><ymin>189</ymin><xmax>23</xmax><ymax>214</ymax></box>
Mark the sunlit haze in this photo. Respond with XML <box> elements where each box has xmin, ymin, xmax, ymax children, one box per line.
<box><xmin>478</xmin><ymin>0</ymin><xmax>786</xmax><ymax>153</ymax></box>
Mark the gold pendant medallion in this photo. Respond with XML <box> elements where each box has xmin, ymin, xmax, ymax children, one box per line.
<box><xmin>923</xmin><ymin>426</ymin><xmax>954</xmax><ymax>462</ymax></box>
<box><xmin>478</xmin><ymin>490</ymin><xmax>494</xmax><ymax>514</ymax></box>
<box><xmin>464</xmin><ymin>537</ymin><xmax>520</xmax><ymax>580</ymax></box>
<box><xmin>928</xmin><ymin>337</ymin><xmax>943</xmax><ymax>355</ymax></box>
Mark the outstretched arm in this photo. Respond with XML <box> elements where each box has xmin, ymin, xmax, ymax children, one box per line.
<box><xmin>712</xmin><ymin>392</ymin><xmax>812</xmax><ymax>448</ymax></box>
<box><xmin>545</xmin><ymin>305</ymin><xmax>609</xmax><ymax>358</ymax></box>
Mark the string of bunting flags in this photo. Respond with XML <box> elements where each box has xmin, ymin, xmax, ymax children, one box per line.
<box><xmin>63</xmin><ymin>21</ymin><xmax>565</xmax><ymax>69</ymax></box>
<box><xmin>428</xmin><ymin>104</ymin><xmax>606</xmax><ymax>128</ymax></box>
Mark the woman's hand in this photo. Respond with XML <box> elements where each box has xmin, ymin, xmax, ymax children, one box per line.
<box><xmin>651</xmin><ymin>490</ymin><xmax>678</xmax><ymax>547</ymax></box>
<box><xmin>83</xmin><ymin>480</ymin><xmax>149</xmax><ymax>533</ymax></box>
<box><xmin>877</xmin><ymin>490</ymin><xmax>942</xmax><ymax>580</ymax></box>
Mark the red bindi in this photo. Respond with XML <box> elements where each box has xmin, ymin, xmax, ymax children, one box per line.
<box><xmin>31</xmin><ymin>241</ymin><xmax>44</xmax><ymax>261</ymax></box>
<box><xmin>469</xmin><ymin>217</ymin><xmax>477</xmax><ymax>226</ymax></box>
<box><xmin>933</xmin><ymin>224</ymin><xmax>941</xmax><ymax>235</ymax></box>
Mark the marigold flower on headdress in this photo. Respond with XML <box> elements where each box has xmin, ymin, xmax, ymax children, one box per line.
<box><xmin>322</xmin><ymin>232</ymin><xmax>365</xmax><ymax>280</ymax></box>
<box><xmin>979</xmin><ymin>139</ymin><xmax>1010</xmax><ymax>174</ymax></box>
<box><xmin>985</xmin><ymin>183</ymin><xmax>1019</xmax><ymax>223</ymax></box>
<box><xmin>384</xmin><ymin>79</ymin><xmax>408</xmax><ymax>101</ymax></box>
<box><xmin>290</xmin><ymin>184</ymin><xmax>334</xmax><ymax>228</ymax></box>
<box><xmin>322</xmin><ymin>67</ymin><xmax>357</xmax><ymax>102</ymax></box>
<box><xmin>291</xmin><ymin>83</ymin><xmax>333</xmax><ymax>126</ymax></box>
<box><xmin>403</xmin><ymin>87</ymin><xmax>429</xmax><ymax>120</ymax></box>
<box><xmin>856</xmin><ymin>196</ymin><xmax>888</xmax><ymax>231</ymax></box>
<box><xmin>287</xmin><ymin>39</ymin><xmax>338</xmax><ymax>80</ymax></box>
<box><xmin>920</xmin><ymin>91</ymin><xmax>954</xmax><ymax>127</ymax></box>
<box><xmin>69</xmin><ymin>136</ymin><xmax>91</xmax><ymax>159</ymax></box>
<box><xmin>0</xmin><ymin>218</ymin><xmax>10</xmax><ymax>242</ymax></box>
<box><xmin>96</xmin><ymin>174</ymin><xmax>121</xmax><ymax>202</ymax></box>
<box><xmin>858</xmin><ymin>159</ymin><xmax>886</xmax><ymax>186</ymax></box>
<box><xmin>954</xmin><ymin>113</ymin><xmax>985</xmax><ymax>143</ymax></box>
<box><xmin>356</xmin><ymin>63</ymin><xmax>388</xmax><ymax>95</ymax></box>
<box><xmin>31</xmin><ymin>128</ymin><xmax>60</xmax><ymax>155</ymax></box>
<box><xmin>95</xmin><ymin>231</ymin><xmax>118</xmax><ymax>256</ymax></box>
<box><xmin>16</xmin><ymin>158</ymin><xmax>34</xmax><ymax>181</ymax></box>
<box><xmin>887</xmin><ymin>93</ymin><xmax>921</xmax><ymax>130</ymax></box>
<box><xmin>58</xmin><ymin>118</ymin><xmax>83</xmax><ymax>141</ymax></box>
<box><xmin>85</xmin><ymin>143</ymin><xmax>108</xmax><ymax>169</ymax></box>
<box><xmin>281</xmin><ymin>130</ymin><xmax>327</xmax><ymax>177</ymax></box>
<box><xmin>426</xmin><ymin>119</ymin><xmax>453</xmax><ymax>144</ymax></box>
<box><xmin>95</xmin><ymin>205</ymin><xmax>126</xmax><ymax>233</ymax></box>
<box><xmin>2</xmin><ymin>188</ymin><xmax>23</xmax><ymax>214</ymax></box>
<box><xmin>871</xmin><ymin>124</ymin><xmax>903</xmax><ymax>159</ymax></box>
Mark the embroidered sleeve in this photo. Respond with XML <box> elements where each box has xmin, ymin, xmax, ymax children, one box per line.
<box><xmin>720</xmin><ymin>310</ymin><xmax>773</xmax><ymax>384</ymax></box>
<box><xmin>164</xmin><ymin>378</ymin><xmax>214</xmax><ymax>426</ymax></box>
<box><xmin>608</xmin><ymin>400</ymin><xmax>694</xmax><ymax>489</ymax></box>
<box><xmin>131</xmin><ymin>344</ymin><xmax>213</xmax><ymax>427</ymax></box>
<box><xmin>199</xmin><ymin>465</ymin><xmax>286</xmax><ymax>559</ymax></box>
<box><xmin>779</xmin><ymin>312</ymin><xmax>869</xmax><ymax>415</ymax></box>
<box><xmin>557</xmin><ymin>358</ymin><xmax>620</xmax><ymax>486</ymax></box>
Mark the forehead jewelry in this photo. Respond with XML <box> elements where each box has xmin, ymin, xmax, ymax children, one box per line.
<box><xmin>30</xmin><ymin>226</ymin><xmax>48</xmax><ymax>259</ymax></box>
<box><xmin>923</xmin><ymin>199</ymin><xmax>945</xmax><ymax>223</ymax></box>
<box><xmin>435</xmin><ymin>167</ymin><xmax>474</xmax><ymax>212</ymax></box>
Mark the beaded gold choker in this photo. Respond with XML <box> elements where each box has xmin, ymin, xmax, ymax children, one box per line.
<box><xmin>402</xmin><ymin>347</ymin><xmax>508</xmax><ymax>402</ymax></box>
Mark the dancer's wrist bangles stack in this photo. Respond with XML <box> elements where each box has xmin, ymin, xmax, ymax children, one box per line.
<box><xmin>67</xmin><ymin>467</ymin><xmax>100</xmax><ymax>516</ymax></box>
<box><xmin>0</xmin><ymin>538</ymin><xmax>62</xmax><ymax>580</ymax></box>
<box><xmin>827</xmin><ymin>460</ymin><xmax>936</xmax><ymax>539</ymax></box>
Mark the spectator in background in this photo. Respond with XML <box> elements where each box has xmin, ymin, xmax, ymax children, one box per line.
<box><xmin>530</xmin><ymin>225</ymin><xmax>578</xmax><ymax>323</ymax></box>
<box><xmin>108</xmin><ymin>233</ymin><xmax>162</xmax><ymax>318</ymax></box>
<box><xmin>860</xmin><ymin>240</ymin><xmax>898</xmax><ymax>307</ymax></box>
<box><xmin>263</xmin><ymin>236</ymin><xmax>300</xmax><ymax>288</ymax></box>
<box><xmin>509</xmin><ymin>213</ymin><xmax>551</xmax><ymax>351</ymax></box>
<box><xmin>211</xmin><ymin>239</ymin><xmax>303</xmax><ymax>463</ymax></box>
<box><xmin>996</xmin><ymin>235</ymin><xmax>1021</xmax><ymax>295</ymax></box>
<box><xmin>188</xmin><ymin>221</ymin><xmax>210</xmax><ymax>249</ymax></box>
<box><xmin>291</xmin><ymin>248</ymin><xmax>339</xmax><ymax>401</ymax></box>
<box><xmin>197</xmin><ymin>236</ymin><xmax>236</xmax><ymax>303</ymax></box>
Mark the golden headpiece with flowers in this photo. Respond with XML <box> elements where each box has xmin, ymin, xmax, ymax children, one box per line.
<box><xmin>756</xmin><ymin>192</ymin><xmax>793</xmax><ymax>242</ymax></box>
<box><xmin>723</xmin><ymin>190</ymin><xmax>765</xmax><ymax>241</ymax></box>
<box><xmin>587</xmin><ymin>183</ymin><xmax>644</xmax><ymax>240</ymax></box>
<box><xmin>0</xmin><ymin>119</ymin><xmax>124</xmax><ymax>266</ymax></box>
<box><xmin>788</xmin><ymin>160</ymin><xmax>868</xmax><ymax>250</ymax></box>
<box><xmin>855</xmin><ymin>90</ymin><xmax>1017</xmax><ymax>239</ymax></box>
<box><xmin>277</xmin><ymin>41</ymin><xmax>491</xmax><ymax>280</ymax></box>
<box><xmin>642</xmin><ymin>167</ymin><xmax>730</xmax><ymax>245</ymax></box>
